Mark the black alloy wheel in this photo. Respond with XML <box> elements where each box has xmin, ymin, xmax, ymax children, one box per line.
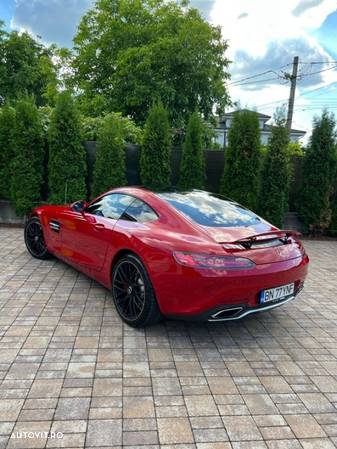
<box><xmin>24</xmin><ymin>217</ymin><xmax>51</xmax><ymax>260</ymax></box>
<box><xmin>112</xmin><ymin>254</ymin><xmax>162</xmax><ymax>327</ymax></box>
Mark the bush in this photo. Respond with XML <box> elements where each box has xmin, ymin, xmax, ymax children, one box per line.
<box><xmin>140</xmin><ymin>103</ymin><xmax>171</xmax><ymax>189</ymax></box>
<box><xmin>0</xmin><ymin>105</ymin><xmax>16</xmax><ymax>199</ymax></box>
<box><xmin>258</xmin><ymin>118</ymin><xmax>290</xmax><ymax>228</ymax></box>
<box><xmin>298</xmin><ymin>111</ymin><xmax>337</xmax><ymax>233</ymax></box>
<box><xmin>179</xmin><ymin>111</ymin><xmax>205</xmax><ymax>189</ymax></box>
<box><xmin>48</xmin><ymin>92</ymin><xmax>87</xmax><ymax>203</ymax></box>
<box><xmin>331</xmin><ymin>188</ymin><xmax>337</xmax><ymax>235</ymax></box>
<box><xmin>81</xmin><ymin>113</ymin><xmax>143</xmax><ymax>143</ymax></box>
<box><xmin>10</xmin><ymin>99</ymin><xmax>44</xmax><ymax>215</ymax></box>
<box><xmin>287</xmin><ymin>141</ymin><xmax>304</xmax><ymax>157</ymax></box>
<box><xmin>38</xmin><ymin>107</ymin><xmax>53</xmax><ymax>201</ymax></box>
<box><xmin>92</xmin><ymin>114</ymin><xmax>127</xmax><ymax>197</ymax></box>
<box><xmin>221</xmin><ymin>110</ymin><xmax>261</xmax><ymax>210</ymax></box>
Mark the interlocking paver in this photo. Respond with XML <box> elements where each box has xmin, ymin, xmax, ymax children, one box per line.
<box><xmin>285</xmin><ymin>414</ymin><xmax>326</xmax><ymax>438</ymax></box>
<box><xmin>222</xmin><ymin>415</ymin><xmax>263</xmax><ymax>441</ymax></box>
<box><xmin>157</xmin><ymin>417</ymin><xmax>194</xmax><ymax>444</ymax></box>
<box><xmin>86</xmin><ymin>419</ymin><xmax>122</xmax><ymax>446</ymax></box>
<box><xmin>1</xmin><ymin>230</ymin><xmax>337</xmax><ymax>448</ymax></box>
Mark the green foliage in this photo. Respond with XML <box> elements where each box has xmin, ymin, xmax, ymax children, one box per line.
<box><xmin>81</xmin><ymin>116</ymin><xmax>104</xmax><ymax>141</ymax></box>
<box><xmin>81</xmin><ymin>113</ymin><xmax>143</xmax><ymax>143</ymax></box>
<box><xmin>200</xmin><ymin>119</ymin><xmax>220</xmax><ymax>150</ymax></box>
<box><xmin>38</xmin><ymin>107</ymin><xmax>53</xmax><ymax>200</ymax></box>
<box><xmin>48</xmin><ymin>92</ymin><xmax>87</xmax><ymax>203</ymax></box>
<box><xmin>92</xmin><ymin>115</ymin><xmax>127</xmax><ymax>197</ymax></box>
<box><xmin>179</xmin><ymin>112</ymin><xmax>205</xmax><ymax>189</ymax></box>
<box><xmin>10</xmin><ymin>99</ymin><xmax>44</xmax><ymax>216</ymax></box>
<box><xmin>0</xmin><ymin>105</ymin><xmax>16</xmax><ymax>199</ymax></box>
<box><xmin>0</xmin><ymin>24</ymin><xmax>57</xmax><ymax>106</ymax></box>
<box><xmin>331</xmin><ymin>188</ymin><xmax>337</xmax><ymax>234</ymax></box>
<box><xmin>287</xmin><ymin>142</ymin><xmax>304</xmax><ymax>157</ymax></box>
<box><xmin>221</xmin><ymin>110</ymin><xmax>261</xmax><ymax>210</ymax></box>
<box><xmin>73</xmin><ymin>0</ymin><xmax>230</xmax><ymax>124</ymax></box>
<box><xmin>298</xmin><ymin>111</ymin><xmax>337</xmax><ymax>233</ymax></box>
<box><xmin>140</xmin><ymin>103</ymin><xmax>171</xmax><ymax>189</ymax></box>
<box><xmin>258</xmin><ymin>119</ymin><xmax>291</xmax><ymax>228</ymax></box>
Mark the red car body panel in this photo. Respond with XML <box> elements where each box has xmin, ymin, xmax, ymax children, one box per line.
<box><xmin>32</xmin><ymin>187</ymin><xmax>309</xmax><ymax>320</ymax></box>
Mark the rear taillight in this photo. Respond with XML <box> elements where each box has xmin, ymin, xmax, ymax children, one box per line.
<box><xmin>173</xmin><ymin>251</ymin><xmax>255</xmax><ymax>270</ymax></box>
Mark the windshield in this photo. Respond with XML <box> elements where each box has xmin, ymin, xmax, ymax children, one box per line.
<box><xmin>159</xmin><ymin>190</ymin><xmax>261</xmax><ymax>228</ymax></box>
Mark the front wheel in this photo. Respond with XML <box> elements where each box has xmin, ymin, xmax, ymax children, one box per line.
<box><xmin>24</xmin><ymin>217</ymin><xmax>52</xmax><ymax>260</ymax></box>
<box><xmin>112</xmin><ymin>254</ymin><xmax>163</xmax><ymax>327</ymax></box>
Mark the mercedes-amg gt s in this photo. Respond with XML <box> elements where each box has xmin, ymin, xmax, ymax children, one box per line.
<box><xmin>24</xmin><ymin>188</ymin><xmax>309</xmax><ymax>327</ymax></box>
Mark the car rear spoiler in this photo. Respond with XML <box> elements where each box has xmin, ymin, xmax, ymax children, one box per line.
<box><xmin>233</xmin><ymin>230</ymin><xmax>301</xmax><ymax>244</ymax></box>
<box><xmin>222</xmin><ymin>230</ymin><xmax>301</xmax><ymax>249</ymax></box>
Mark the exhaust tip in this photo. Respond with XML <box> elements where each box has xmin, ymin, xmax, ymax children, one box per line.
<box><xmin>210</xmin><ymin>307</ymin><xmax>244</xmax><ymax>320</ymax></box>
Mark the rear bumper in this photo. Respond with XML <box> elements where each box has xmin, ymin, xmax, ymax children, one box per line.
<box><xmin>151</xmin><ymin>254</ymin><xmax>309</xmax><ymax>317</ymax></box>
<box><xmin>168</xmin><ymin>284</ymin><xmax>304</xmax><ymax>322</ymax></box>
<box><xmin>181</xmin><ymin>288</ymin><xmax>302</xmax><ymax>323</ymax></box>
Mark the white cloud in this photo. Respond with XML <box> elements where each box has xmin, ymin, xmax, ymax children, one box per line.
<box><xmin>11</xmin><ymin>0</ymin><xmax>93</xmax><ymax>47</ymax></box>
<box><xmin>210</xmin><ymin>0</ymin><xmax>337</xmax><ymax>139</ymax></box>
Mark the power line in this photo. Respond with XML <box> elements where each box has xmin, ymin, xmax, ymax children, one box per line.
<box><xmin>299</xmin><ymin>61</ymin><xmax>337</xmax><ymax>65</ymax></box>
<box><xmin>229</xmin><ymin>61</ymin><xmax>337</xmax><ymax>90</ymax></box>
<box><xmin>295</xmin><ymin>106</ymin><xmax>337</xmax><ymax>111</ymax></box>
<box><xmin>254</xmin><ymin>81</ymin><xmax>336</xmax><ymax>110</ymax></box>
<box><xmin>231</xmin><ymin>76</ymin><xmax>282</xmax><ymax>87</ymax></box>
<box><xmin>229</xmin><ymin>63</ymin><xmax>291</xmax><ymax>86</ymax></box>
<box><xmin>297</xmin><ymin>64</ymin><xmax>337</xmax><ymax>79</ymax></box>
<box><xmin>229</xmin><ymin>58</ymin><xmax>337</xmax><ymax>121</ymax></box>
<box><xmin>298</xmin><ymin>82</ymin><xmax>336</xmax><ymax>98</ymax></box>
<box><xmin>229</xmin><ymin>70</ymin><xmax>274</xmax><ymax>86</ymax></box>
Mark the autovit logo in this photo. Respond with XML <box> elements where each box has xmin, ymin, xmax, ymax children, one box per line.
<box><xmin>11</xmin><ymin>432</ymin><xmax>63</xmax><ymax>440</ymax></box>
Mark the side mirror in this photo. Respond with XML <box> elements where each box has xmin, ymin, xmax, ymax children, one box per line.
<box><xmin>71</xmin><ymin>200</ymin><xmax>87</xmax><ymax>213</ymax></box>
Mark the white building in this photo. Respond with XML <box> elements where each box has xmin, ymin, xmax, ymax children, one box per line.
<box><xmin>214</xmin><ymin>109</ymin><xmax>306</xmax><ymax>148</ymax></box>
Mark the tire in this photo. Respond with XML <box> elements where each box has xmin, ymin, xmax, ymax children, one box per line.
<box><xmin>111</xmin><ymin>253</ymin><xmax>163</xmax><ymax>327</ymax></box>
<box><xmin>24</xmin><ymin>216</ymin><xmax>52</xmax><ymax>260</ymax></box>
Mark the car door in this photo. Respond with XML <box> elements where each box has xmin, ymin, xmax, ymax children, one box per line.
<box><xmin>59</xmin><ymin>193</ymin><xmax>134</xmax><ymax>271</ymax></box>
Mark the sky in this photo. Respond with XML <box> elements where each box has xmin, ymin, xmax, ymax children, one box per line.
<box><xmin>1</xmin><ymin>0</ymin><xmax>337</xmax><ymax>139</ymax></box>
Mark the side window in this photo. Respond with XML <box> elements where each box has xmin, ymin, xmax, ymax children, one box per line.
<box><xmin>85</xmin><ymin>194</ymin><xmax>134</xmax><ymax>220</ymax></box>
<box><xmin>120</xmin><ymin>199</ymin><xmax>158</xmax><ymax>223</ymax></box>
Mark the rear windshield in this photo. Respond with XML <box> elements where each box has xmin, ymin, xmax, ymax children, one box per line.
<box><xmin>159</xmin><ymin>191</ymin><xmax>261</xmax><ymax>228</ymax></box>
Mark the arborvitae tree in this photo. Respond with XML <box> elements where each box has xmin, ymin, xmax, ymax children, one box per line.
<box><xmin>179</xmin><ymin>111</ymin><xmax>205</xmax><ymax>189</ymax></box>
<box><xmin>140</xmin><ymin>103</ymin><xmax>171</xmax><ymax>189</ymax></box>
<box><xmin>0</xmin><ymin>105</ymin><xmax>16</xmax><ymax>199</ymax></box>
<box><xmin>10</xmin><ymin>99</ymin><xmax>44</xmax><ymax>216</ymax></box>
<box><xmin>48</xmin><ymin>92</ymin><xmax>87</xmax><ymax>203</ymax></box>
<box><xmin>92</xmin><ymin>114</ymin><xmax>126</xmax><ymax>197</ymax></box>
<box><xmin>298</xmin><ymin>111</ymin><xmax>337</xmax><ymax>233</ymax></box>
<box><xmin>221</xmin><ymin>110</ymin><xmax>261</xmax><ymax>210</ymax></box>
<box><xmin>331</xmin><ymin>188</ymin><xmax>337</xmax><ymax>235</ymax></box>
<box><xmin>258</xmin><ymin>117</ymin><xmax>290</xmax><ymax>228</ymax></box>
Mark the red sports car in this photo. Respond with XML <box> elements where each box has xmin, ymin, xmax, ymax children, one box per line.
<box><xmin>24</xmin><ymin>188</ymin><xmax>309</xmax><ymax>327</ymax></box>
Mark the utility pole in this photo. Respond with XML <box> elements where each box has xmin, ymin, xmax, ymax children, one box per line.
<box><xmin>286</xmin><ymin>56</ymin><xmax>299</xmax><ymax>131</ymax></box>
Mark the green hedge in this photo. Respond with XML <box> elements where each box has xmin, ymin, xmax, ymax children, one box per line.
<box><xmin>179</xmin><ymin>111</ymin><xmax>205</xmax><ymax>189</ymax></box>
<box><xmin>92</xmin><ymin>114</ymin><xmax>127</xmax><ymax>197</ymax></box>
<box><xmin>48</xmin><ymin>92</ymin><xmax>87</xmax><ymax>203</ymax></box>
<box><xmin>140</xmin><ymin>103</ymin><xmax>171</xmax><ymax>190</ymax></box>
<box><xmin>10</xmin><ymin>99</ymin><xmax>44</xmax><ymax>216</ymax></box>
<box><xmin>0</xmin><ymin>105</ymin><xmax>16</xmax><ymax>200</ymax></box>
<box><xmin>221</xmin><ymin>110</ymin><xmax>261</xmax><ymax>211</ymax></box>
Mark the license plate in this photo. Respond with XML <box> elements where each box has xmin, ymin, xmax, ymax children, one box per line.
<box><xmin>260</xmin><ymin>283</ymin><xmax>295</xmax><ymax>304</ymax></box>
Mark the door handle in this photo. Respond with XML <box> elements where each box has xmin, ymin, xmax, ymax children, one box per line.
<box><xmin>94</xmin><ymin>223</ymin><xmax>105</xmax><ymax>230</ymax></box>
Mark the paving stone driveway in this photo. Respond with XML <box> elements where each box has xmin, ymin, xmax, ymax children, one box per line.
<box><xmin>1</xmin><ymin>228</ymin><xmax>337</xmax><ymax>449</ymax></box>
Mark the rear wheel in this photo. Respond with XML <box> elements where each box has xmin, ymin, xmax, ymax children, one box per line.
<box><xmin>112</xmin><ymin>254</ymin><xmax>163</xmax><ymax>327</ymax></box>
<box><xmin>24</xmin><ymin>217</ymin><xmax>52</xmax><ymax>260</ymax></box>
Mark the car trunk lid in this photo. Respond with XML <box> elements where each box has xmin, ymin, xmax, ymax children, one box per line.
<box><xmin>202</xmin><ymin>224</ymin><xmax>303</xmax><ymax>264</ymax></box>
